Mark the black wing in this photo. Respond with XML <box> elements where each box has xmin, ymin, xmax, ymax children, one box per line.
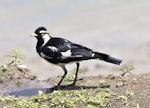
<box><xmin>39</xmin><ymin>37</ymin><xmax>72</xmax><ymax>63</ymax></box>
<box><xmin>41</xmin><ymin>46</ymin><xmax>62</xmax><ymax>59</ymax></box>
<box><xmin>40</xmin><ymin>37</ymin><xmax>94</xmax><ymax>64</ymax></box>
<box><xmin>58</xmin><ymin>43</ymin><xmax>94</xmax><ymax>63</ymax></box>
<box><xmin>70</xmin><ymin>43</ymin><xmax>93</xmax><ymax>58</ymax></box>
<box><xmin>45</xmin><ymin>37</ymin><xmax>71</xmax><ymax>52</ymax></box>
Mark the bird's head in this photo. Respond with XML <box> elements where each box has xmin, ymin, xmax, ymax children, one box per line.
<box><xmin>30</xmin><ymin>26</ymin><xmax>51</xmax><ymax>40</ymax></box>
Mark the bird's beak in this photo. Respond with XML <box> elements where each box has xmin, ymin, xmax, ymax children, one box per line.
<box><xmin>30</xmin><ymin>33</ymin><xmax>38</xmax><ymax>37</ymax></box>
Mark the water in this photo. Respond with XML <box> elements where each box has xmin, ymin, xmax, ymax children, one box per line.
<box><xmin>1</xmin><ymin>0</ymin><xmax>150</xmax><ymax>80</ymax></box>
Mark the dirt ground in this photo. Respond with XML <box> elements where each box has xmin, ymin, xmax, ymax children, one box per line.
<box><xmin>47</xmin><ymin>72</ymin><xmax>150</xmax><ymax>108</ymax></box>
<box><xmin>0</xmin><ymin>65</ymin><xmax>150</xmax><ymax>108</ymax></box>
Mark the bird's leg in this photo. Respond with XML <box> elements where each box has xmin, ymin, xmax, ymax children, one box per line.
<box><xmin>57</xmin><ymin>65</ymin><xmax>67</xmax><ymax>86</ymax></box>
<box><xmin>71</xmin><ymin>63</ymin><xmax>80</xmax><ymax>85</ymax></box>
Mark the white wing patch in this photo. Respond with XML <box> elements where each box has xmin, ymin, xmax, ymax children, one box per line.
<box><xmin>47</xmin><ymin>46</ymin><xmax>58</xmax><ymax>52</ymax></box>
<box><xmin>92</xmin><ymin>53</ymin><xmax>95</xmax><ymax>57</ymax></box>
<box><xmin>74</xmin><ymin>55</ymin><xmax>83</xmax><ymax>57</ymax></box>
<box><xmin>40</xmin><ymin>52</ymin><xmax>52</xmax><ymax>59</ymax></box>
<box><xmin>61</xmin><ymin>50</ymin><xmax>72</xmax><ymax>59</ymax></box>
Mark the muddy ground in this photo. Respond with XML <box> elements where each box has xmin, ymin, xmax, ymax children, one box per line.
<box><xmin>0</xmin><ymin>65</ymin><xmax>149</xmax><ymax>108</ymax></box>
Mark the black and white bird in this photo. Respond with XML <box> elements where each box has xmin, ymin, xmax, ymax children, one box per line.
<box><xmin>31</xmin><ymin>26</ymin><xmax>122</xmax><ymax>86</ymax></box>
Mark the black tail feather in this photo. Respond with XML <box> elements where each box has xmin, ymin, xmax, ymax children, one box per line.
<box><xmin>93</xmin><ymin>52</ymin><xmax>122</xmax><ymax>65</ymax></box>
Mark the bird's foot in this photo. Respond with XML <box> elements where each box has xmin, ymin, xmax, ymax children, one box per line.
<box><xmin>50</xmin><ymin>85</ymin><xmax>62</xmax><ymax>90</ymax></box>
<box><xmin>51</xmin><ymin>84</ymin><xmax>70</xmax><ymax>90</ymax></box>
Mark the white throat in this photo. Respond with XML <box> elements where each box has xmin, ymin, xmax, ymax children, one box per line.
<box><xmin>42</xmin><ymin>34</ymin><xmax>51</xmax><ymax>46</ymax></box>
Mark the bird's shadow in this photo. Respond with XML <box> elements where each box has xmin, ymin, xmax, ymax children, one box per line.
<box><xmin>46</xmin><ymin>84</ymin><xmax>110</xmax><ymax>93</ymax></box>
<box><xmin>8</xmin><ymin>84</ymin><xmax>110</xmax><ymax>97</ymax></box>
<box><xmin>7</xmin><ymin>87</ymin><xmax>47</xmax><ymax>97</ymax></box>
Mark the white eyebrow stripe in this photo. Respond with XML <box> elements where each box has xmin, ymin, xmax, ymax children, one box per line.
<box><xmin>39</xmin><ymin>30</ymin><xmax>46</xmax><ymax>33</ymax></box>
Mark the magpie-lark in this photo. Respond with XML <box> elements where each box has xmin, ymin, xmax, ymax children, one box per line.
<box><xmin>31</xmin><ymin>26</ymin><xmax>122</xmax><ymax>86</ymax></box>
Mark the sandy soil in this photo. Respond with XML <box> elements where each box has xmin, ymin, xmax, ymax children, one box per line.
<box><xmin>0</xmin><ymin>65</ymin><xmax>149</xmax><ymax>108</ymax></box>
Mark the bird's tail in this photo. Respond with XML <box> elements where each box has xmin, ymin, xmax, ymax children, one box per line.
<box><xmin>93</xmin><ymin>52</ymin><xmax>122</xmax><ymax>65</ymax></box>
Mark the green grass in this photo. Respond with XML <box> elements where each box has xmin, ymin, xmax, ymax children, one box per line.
<box><xmin>1</xmin><ymin>49</ymin><xmax>25</xmax><ymax>73</ymax></box>
<box><xmin>0</xmin><ymin>95</ymin><xmax>49</xmax><ymax>108</ymax></box>
<box><xmin>32</xmin><ymin>88</ymin><xmax>112</xmax><ymax>108</ymax></box>
<box><xmin>117</xmin><ymin>90</ymin><xmax>134</xmax><ymax>105</ymax></box>
<box><xmin>0</xmin><ymin>88</ymin><xmax>113</xmax><ymax>108</ymax></box>
<box><xmin>0</xmin><ymin>88</ymin><xmax>135</xmax><ymax>108</ymax></box>
<box><xmin>120</xmin><ymin>66</ymin><xmax>135</xmax><ymax>77</ymax></box>
<box><xmin>0</xmin><ymin>82</ymin><xmax>135</xmax><ymax>108</ymax></box>
<box><xmin>6</xmin><ymin>49</ymin><xmax>25</xmax><ymax>66</ymax></box>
